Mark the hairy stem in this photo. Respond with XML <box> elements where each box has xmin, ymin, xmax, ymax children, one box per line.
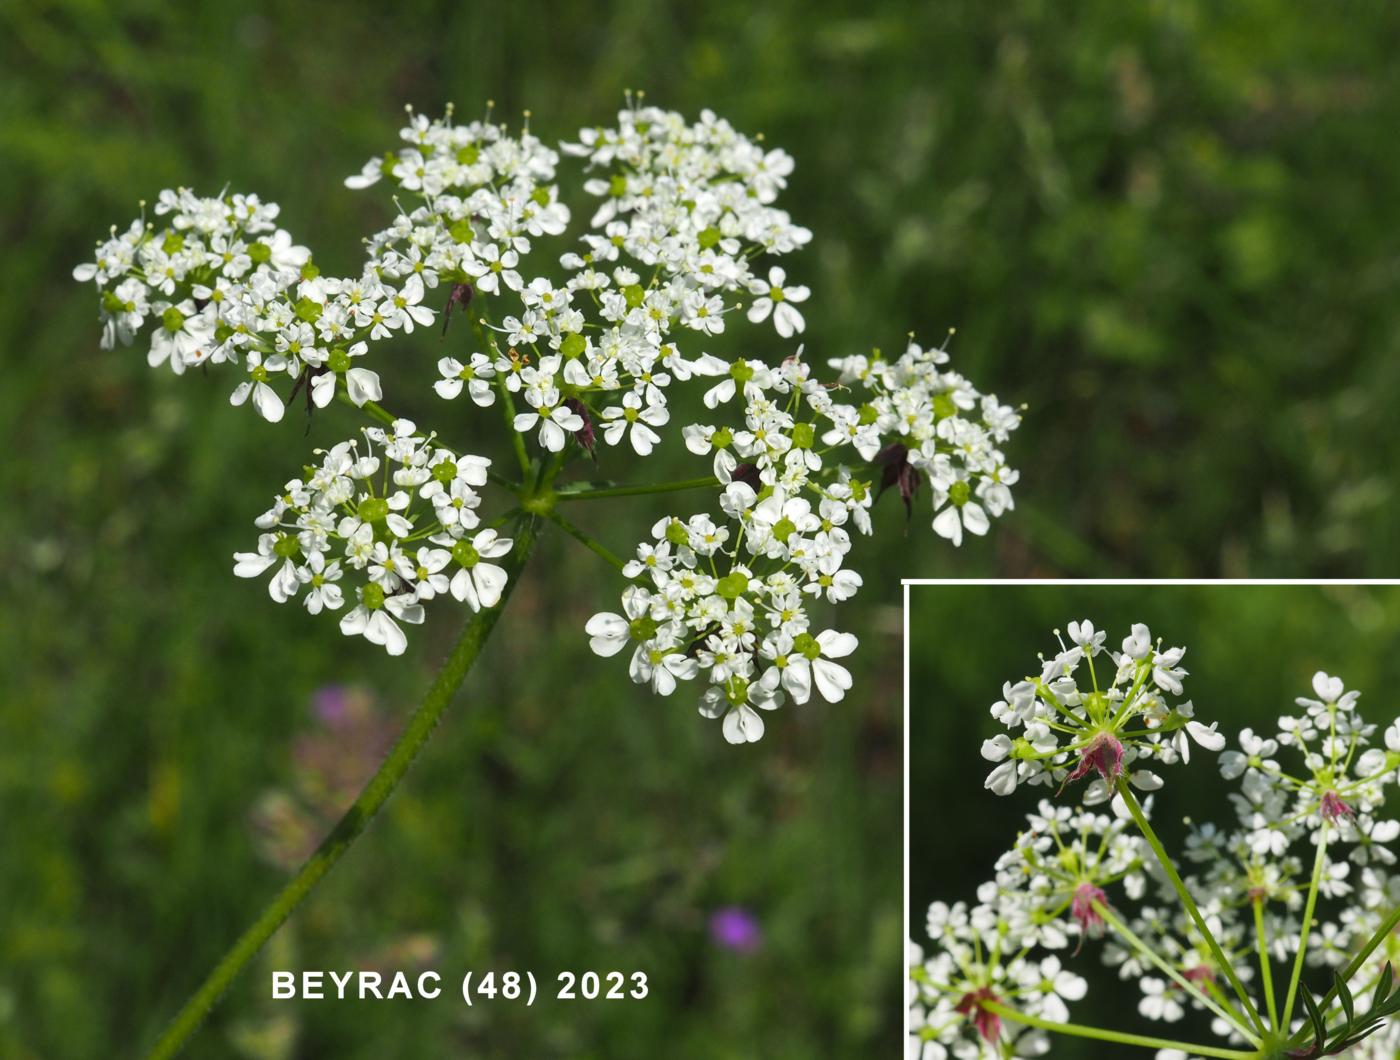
<box><xmin>979</xmin><ymin>1000</ymin><xmax>1260</xmax><ymax>1060</ymax></box>
<box><xmin>1116</xmin><ymin>778</ymin><xmax>1267</xmax><ymax>1035</ymax></box>
<box><xmin>144</xmin><ymin>516</ymin><xmax>540</xmax><ymax>1059</ymax></box>
<box><xmin>1282</xmin><ymin>826</ymin><xmax>1329</xmax><ymax>1030</ymax></box>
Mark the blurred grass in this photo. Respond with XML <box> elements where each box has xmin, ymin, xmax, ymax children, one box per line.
<box><xmin>908</xmin><ymin>583</ymin><xmax>1400</xmax><ymax>1058</ymax></box>
<box><xmin>4</xmin><ymin>0</ymin><xmax>1400</xmax><ymax>1055</ymax></box>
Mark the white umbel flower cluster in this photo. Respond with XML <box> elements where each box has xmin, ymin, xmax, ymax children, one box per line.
<box><xmin>350</xmin><ymin>102</ymin><xmax>815</xmax><ymax>458</ymax></box>
<box><xmin>71</xmin><ymin>188</ymin><xmax>403</xmax><ymax>424</ymax></box>
<box><xmin>587</xmin><ymin>338</ymin><xmax>1019</xmax><ymax>744</ymax></box>
<box><xmin>908</xmin><ymin>906</ymin><xmax>1084</xmax><ymax>1060</ymax></box>
<box><xmin>233</xmin><ymin>420</ymin><xmax>511</xmax><ymax>655</ymax></box>
<box><xmin>913</xmin><ymin>627</ymin><xmax>1400</xmax><ymax>1059</ymax></box>
<box><xmin>828</xmin><ymin>340</ymin><xmax>1020</xmax><ymax>545</ymax></box>
<box><xmin>77</xmin><ymin>100</ymin><xmax>1023</xmax><ymax>739</ymax></box>
<box><xmin>980</xmin><ymin>621</ymin><xmax>1224</xmax><ymax>800</ymax></box>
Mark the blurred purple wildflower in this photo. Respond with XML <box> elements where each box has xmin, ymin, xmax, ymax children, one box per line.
<box><xmin>248</xmin><ymin>685</ymin><xmax>395</xmax><ymax>870</ymax></box>
<box><xmin>312</xmin><ymin>684</ymin><xmax>351</xmax><ymax>726</ymax></box>
<box><xmin>709</xmin><ymin>906</ymin><xmax>762</xmax><ymax>953</ymax></box>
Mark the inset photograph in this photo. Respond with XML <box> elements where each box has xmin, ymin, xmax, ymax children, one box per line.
<box><xmin>906</xmin><ymin>582</ymin><xmax>1400</xmax><ymax>1059</ymax></box>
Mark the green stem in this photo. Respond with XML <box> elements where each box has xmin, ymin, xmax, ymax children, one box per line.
<box><xmin>1288</xmin><ymin>900</ymin><xmax>1400</xmax><ymax>1047</ymax></box>
<box><xmin>470</xmin><ymin>308</ymin><xmax>531</xmax><ymax>479</ymax></box>
<box><xmin>979</xmin><ymin>1001</ymin><xmax>1259</xmax><ymax>1060</ymax></box>
<box><xmin>143</xmin><ymin>516</ymin><xmax>541</xmax><ymax>1059</ymax></box>
<box><xmin>357</xmin><ymin>396</ymin><xmax>396</xmax><ymax>427</ymax></box>
<box><xmin>1096</xmin><ymin>902</ymin><xmax>1260</xmax><ymax>1042</ymax></box>
<box><xmin>534</xmin><ymin>448</ymin><xmax>567</xmax><ymax>494</ymax></box>
<box><xmin>1254</xmin><ymin>899</ymin><xmax>1280</xmax><ymax>1032</ymax></box>
<box><xmin>555</xmin><ymin>475</ymin><xmax>719</xmax><ymax>501</ymax></box>
<box><xmin>546</xmin><ymin>511</ymin><xmax>626</xmax><ymax>571</ymax></box>
<box><xmin>493</xmin><ymin>373</ymin><xmax>531</xmax><ymax>477</ymax></box>
<box><xmin>1282</xmin><ymin>826</ymin><xmax>1329</xmax><ymax>1030</ymax></box>
<box><xmin>1116</xmin><ymin>778</ymin><xmax>1267</xmax><ymax>1035</ymax></box>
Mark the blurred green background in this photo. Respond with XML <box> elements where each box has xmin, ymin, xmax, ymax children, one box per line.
<box><xmin>908</xmin><ymin>583</ymin><xmax>1400</xmax><ymax>1057</ymax></box>
<box><xmin>5</xmin><ymin>0</ymin><xmax>1400</xmax><ymax>1056</ymax></box>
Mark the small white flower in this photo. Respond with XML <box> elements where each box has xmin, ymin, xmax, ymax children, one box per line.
<box><xmin>931</xmin><ymin>490</ymin><xmax>989</xmax><ymax>547</ymax></box>
<box><xmin>514</xmin><ymin>402</ymin><xmax>583</xmax><ymax>452</ymax></box>
<box><xmin>699</xmin><ymin>680</ymin><xmax>785</xmax><ymax>745</ymax></box>
<box><xmin>299</xmin><ymin>551</ymin><xmax>344</xmax><ymax>614</ymax></box>
<box><xmin>229</xmin><ymin>352</ymin><xmax>288</xmax><ymax>423</ymax></box>
<box><xmin>601</xmin><ymin>392</ymin><xmax>669</xmax><ymax>455</ymax></box>
<box><xmin>339</xmin><ymin>588</ymin><xmax>423</xmax><ymax>656</ymax></box>
<box><xmin>434</xmin><ymin>353</ymin><xmax>496</xmax><ymax>406</ymax></box>
<box><xmin>745</xmin><ymin>266</ymin><xmax>809</xmax><ymax>338</ymax></box>
<box><xmin>1137</xmin><ymin>978</ymin><xmax>1183</xmax><ymax>1022</ymax></box>
<box><xmin>448</xmin><ymin>529</ymin><xmax>514</xmax><ymax>611</ymax></box>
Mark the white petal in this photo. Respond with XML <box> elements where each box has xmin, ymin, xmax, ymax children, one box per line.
<box><xmin>477</xmin><ymin>532</ymin><xmax>512</xmax><ymax>558</ymax></box>
<box><xmin>962</xmin><ymin>502</ymin><xmax>990</xmax><ymax>536</ymax></box>
<box><xmin>981</xmin><ymin>734</ymin><xmax>1012</xmax><ymax>762</ymax></box>
<box><xmin>780</xmin><ymin>662</ymin><xmax>812</xmax><ymax>705</ymax></box>
<box><xmin>232</xmin><ymin>552</ymin><xmax>277</xmax><ymax>578</ymax></box>
<box><xmin>630</xmin><ymin>423</ymin><xmax>659</xmax><ymax>456</ymax></box>
<box><xmin>1186</xmin><ymin>720</ymin><xmax>1226</xmax><ymax>752</ymax></box>
<box><xmin>539</xmin><ymin>420</ymin><xmax>565</xmax><ymax>451</ymax></box>
<box><xmin>652</xmin><ymin>666</ymin><xmax>676</xmax><ymax>696</ymax></box>
<box><xmin>311</xmin><ymin>373</ymin><xmax>337</xmax><ymax>408</ymax></box>
<box><xmin>339</xmin><ymin>606</ymin><xmax>369</xmax><ymax>636</ymax></box>
<box><xmin>816</xmin><ymin>630</ymin><xmax>857</xmax><ymax>659</ymax></box>
<box><xmin>812</xmin><ymin>658</ymin><xmax>852</xmax><ymax>703</ymax></box>
<box><xmin>586</xmin><ymin>613</ymin><xmax>629</xmax><ymax>656</ymax></box>
<box><xmin>722</xmin><ymin>706</ymin><xmax>764</xmax><ymax>744</ymax></box>
<box><xmin>450</xmin><ymin>568</ymin><xmax>480</xmax><ymax>609</ymax></box>
<box><xmin>370</xmin><ymin>612</ymin><xmax>407</xmax><ymax>655</ymax></box>
<box><xmin>932</xmin><ymin>505</ymin><xmax>963</xmax><ymax>546</ymax></box>
<box><xmin>346</xmin><ymin>367</ymin><xmax>382</xmax><ymax>406</ymax></box>
<box><xmin>471</xmin><ymin>563</ymin><xmax>508</xmax><ymax>609</ymax></box>
<box><xmin>985</xmin><ymin>761</ymin><xmax>1018</xmax><ymax>796</ymax></box>
<box><xmin>252</xmin><ymin>381</ymin><xmax>285</xmax><ymax>423</ymax></box>
<box><xmin>773</xmin><ymin>302</ymin><xmax>804</xmax><ymax>338</ymax></box>
<box><xmin>697</xmin><ymin>687</ymin><xmax>727</xmax><ymax>719</ymax></box>
<box><xmin>665</xmin><ymin>656</ymin><xmax>699</xmax><ymax>682</ymax></box>
<box><xmin>385</xmin><ymin>597</ymin><xmax>424</xmax><ymax>624</ymax></box>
